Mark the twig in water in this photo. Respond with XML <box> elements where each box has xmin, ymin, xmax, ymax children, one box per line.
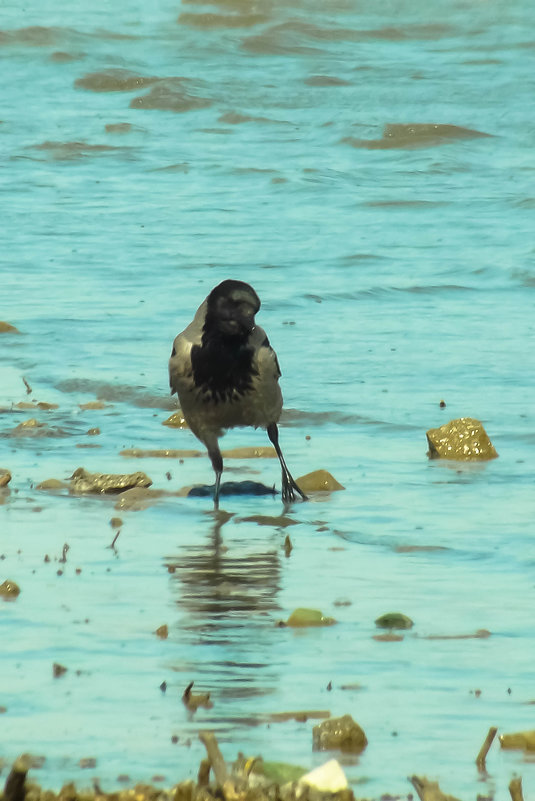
<box><xmin>198</xmin><ymin>731</ymin><xmax>229</xmax><ymax>788</ymax></box>
<box><xmin>509</xmin><ymin>777</ymin><xmax>524</xmax><ymax>801</ymax></box>
<box><xmin>59</xmin><ymin>543</ymin><xmax>69</xmax><ymax>563</ymax></box>
<box><xmin>475</xmin><ymin>725</ymin><xmax>498</xmax><ymax>771</ymax></box>
<box><xmin>22</xmin><ymin>377</ymin><xmax>32</xmax><ymax>395</ymax></box>
<box><xmin>107</xmin><ymin>530</ymin><xmax>121</xmax><ymax>550</ymax></box>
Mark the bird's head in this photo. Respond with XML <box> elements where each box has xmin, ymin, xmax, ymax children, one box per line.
<box><xmin>204</xmin><ymin>280</ymin><xmax>261</xmax><ymax>342</ymax></box>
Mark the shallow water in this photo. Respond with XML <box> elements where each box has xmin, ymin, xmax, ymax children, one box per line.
<box><xmin>1</xmin><ymin>0</ymin><xmax>535</xmax><ymax>797</ymax></box>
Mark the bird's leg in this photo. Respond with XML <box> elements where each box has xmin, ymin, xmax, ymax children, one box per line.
<box><xmin>267</xmin><ymin>422</ymin><xmax>307</xmax><ymax>503</ymax></box>
<box><xmin>208</xmin><ymin>446</ymin><xmax>223</xmax><ymax>509</ymax></box>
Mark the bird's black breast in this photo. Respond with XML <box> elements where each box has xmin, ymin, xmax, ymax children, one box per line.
<box><xmin>190</xmin><ymin>341</ymin><xmax>258</xmax><ymax>403</ymax></box>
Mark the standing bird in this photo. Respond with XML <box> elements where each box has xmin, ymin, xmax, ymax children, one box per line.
<box><xmin>169</xmin><ymin>279</ymin><xmax>307</xmax><ymax>508</ymax></box>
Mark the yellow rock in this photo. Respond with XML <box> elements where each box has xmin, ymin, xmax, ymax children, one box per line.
<box><xmin>0</xmin><ymin>580</ymin><xmax>21</xmax><ymax>599</ymax></box>
<box><xmin>426</xmin><ymin>417</ymin><xmax>498</xmax><ymax>461</ymax></box>
<box><xmin>499</xmin><ymin>730</ymin><xmax>535</xmax><ymax>751</ymax></box>
<box><xmin>221</xmin><ymin>446</ymin><xmax>277</xmax><ymax>458</ymax></box>
<box><xmin>0</xmin><ymin>321</ymin><xmax>20</xmax><ymax>334</ymax></box>
<box><xmin>296</xmin><ymin>469</ymin><xmax>345</xmax><ymax>493</ymax></box>
<box><xmin>286</xmin><ymin>608</ymin><xmax>336</xmax><ymax>627</ymax></box>
<box><xmin>162</xmin><ymin>412</ymin><xmax>189</xmax><ymax>428</ymax></box>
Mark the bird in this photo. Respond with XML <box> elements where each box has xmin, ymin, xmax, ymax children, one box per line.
<box><xmin>168</xmin><ymin>279</ymin><xmax>307</xmax><ymax>508</ymax></box>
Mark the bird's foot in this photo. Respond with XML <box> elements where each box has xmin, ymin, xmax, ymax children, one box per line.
<box><xmin>282</xmin><ymin>474</ymin><xmax>307</xmax><ymax>504</ymax></box>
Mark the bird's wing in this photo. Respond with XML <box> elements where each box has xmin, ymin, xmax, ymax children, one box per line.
<box><xmin>250</xmin><ymin>325</ymin><xmax>282</xmax><ymax>379</ymax></box>
<box><xmin>169</xmin><ymin>300</ymin><xmax>207</xmax><ymax>395</ymax></box>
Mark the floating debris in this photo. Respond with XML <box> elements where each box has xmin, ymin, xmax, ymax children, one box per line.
<box><xmin>52</xmin><ymin>663</ymin><xmax>68</xmax><ymax>678</ymax></box>
<box><xmin>426</xmin><ymin>417</ymin><xmax>498</xmax><ymax>460</ymax></box>
<box><xmin>154</xmin><ymin>624</ymin><xmax>169</xmax><ymax>639</ymax></box>
<box><xmin>410</xmin><ymin>775</ymin><xmax>462</xmax><ymax>801</ymax></box>
<box><xmin>182</xmin><ymin>682</ymin><xmax>213</xmax><ymax>712</ymax></box>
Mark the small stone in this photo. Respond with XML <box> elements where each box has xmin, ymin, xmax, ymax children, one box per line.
<box><xmin>375</xmin><ymin>612</ymin><xmax>414</xmax><ymax>630</ymax></box>
<box><xmin>285</xmin><ymin>608</ymin><xmax>336</xmax><ymax>628</ymax></box>
<box><xmin>86</xmin><ymin>427</ymin><xmax>101</xmax><ymax>436</ymax></box>
<box><xmin>0</xmin><ymin>580</ymin><xmax>20</xmax><ymax>600</ymax></box>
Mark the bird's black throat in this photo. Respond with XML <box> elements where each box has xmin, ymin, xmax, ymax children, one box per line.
<box><xmin>191</xmin><ymin>336</ymin><xmax>257</xmax><ymax>403</ymax></box>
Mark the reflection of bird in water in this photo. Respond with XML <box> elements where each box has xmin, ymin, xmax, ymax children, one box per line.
<box><xmin>169</xmin><ymin>279</ymin><xmax>307</xmax><ymax>508</ymax></box>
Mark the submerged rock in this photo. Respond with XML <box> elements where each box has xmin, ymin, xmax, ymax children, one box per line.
<box><xmin>285</xmin><ymin>608</ymin><xmax>336</xmax><ymax>628</ymax></box>
<box><xmin>114</xmin><ymin>487</ymin><xmax>165</xmax><ymax>511</ymax></box>
<box><xmin>188</xmin><ymin>480</ymin><xmax>277</xmax><ymax>497</ymax></box>
<box><xmin>426</xmin><ymin>417</ymin><xmax>498</xmax><ymax>460</ymax></box>
<box><xmin>312</xmin><ymin>714</ymin><xmax>367</xmax><ymax>754</ymax></box>
<box><xmin>0</xmin><ymin>320</ymin><xmax>21</xmax><ymax>333</ymax></box>
<box><xmin>37</xmin><ymin>478</ymin><xmax>69</xmax><ymax>491</ymax></box>
<box><xmin>70</xmin><ymin>467</ymin><xmax>152</xmax><ymax>494</ymax></box>
<box><xmin>375</xmin><ymin>611</ymin><xmax>414</xmax><ymax>630</ymax></box>
<box><xmin>296</xmin><ymin>470</ymin><xmax>344</xmax><ymax>493</ymax></box>
<box><xmin>342</xmin><ymin>122</ymin><xmax>492</xmax><ymax>150</ymax></box>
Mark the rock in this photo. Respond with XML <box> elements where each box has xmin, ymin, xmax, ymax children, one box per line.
<box><xmin>154</xmin><ymin>624</ymin><xmax>168</xmax><ymax>639</ymax></box>
<box><xmin>188</xmin><ymin>480</ymin><xmax>277</xmax><ymax>497</ymax></box>
<box><xmin>426</xmin><ymin>417</ymin><xmax>498</xmax><ymax>460</ymax></box>
<box><xmin>70</xmin><ymin>467</ymin><xmax>152</xmax><ymax>494</ymax></box>
<box><xmin>312</xmin><ymin>714</ymin><xmax>367</xmax><ymax>754</ymax></box>
<box><xmin>296</xmin><ymin>470</ymin><xmax>344</xmax><ymax>493</ymax></box>
<box><xmin>162</xmin><ymin>412</ymin><xmax>189</xmax><ymax>428</ymax></box>
<box><xmin>375</xmin><ymin>611</ymin><xmax>414</xmax><ymax>630</ymax></box>
<box><xmin>36</xmin><ymin>478</ymin><xmax>69</xmax><ymax>491</ymax></box>
<box><xmin>0</xmin><ymin>469</ymin><xmax>12</xmax><ymax>488</ymax></box>
<box><xmin>114</xmin><ymin>487</ymin><xmax>165</xmax><ymax>511</ymax></box>
<box><xmin>499</xmin><ymin>729</ymin><xmax>535</xmax><ymax>751</ymax></box>
<box><xmin>52</xmin><ymin>663</ymin><xmax>67</xmax><ymax>678</ymax></box>
<box><xmin>120</xmin><ymin>447</ymin><xmax>202</xmax><ymax>458</ymax></box>
<box><xmin>0</xmin><ymin>580</ymin><xmax>20</xmax><ymax>600</ymax></box>
<box><xmin>221</xmin><ymin>446</ymin><xmax>277</xmax><ymax>458</ymax></box>
<box><xmin>299</xmin><ymin>760</ymin><xmax>348</xmax><ymax>792</ymax></box>
<box><xmin>285</xmin><ymin>608</ymin><xmax>336</xmax><ymax>628</ymax></box>
<box><xmin>0</xmin><ymin>321</ymin><xmax>21</xmax><ymax>334</ymax></box>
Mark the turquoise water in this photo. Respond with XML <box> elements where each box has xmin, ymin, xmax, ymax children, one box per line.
<box><xmin>1</xmin><ymin>0</ymin><xmax>535</xmax><ymax>797</ymax></box>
